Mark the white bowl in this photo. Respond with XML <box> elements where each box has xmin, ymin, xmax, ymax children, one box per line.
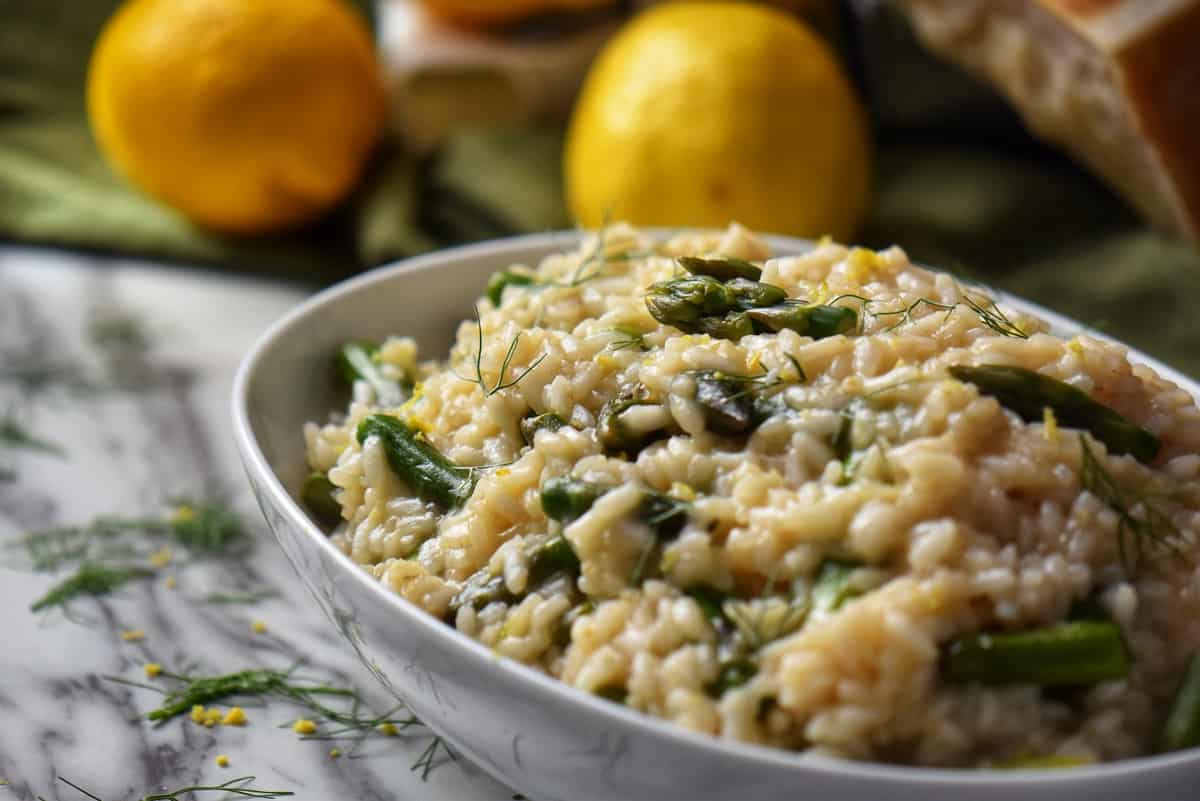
<box><xmin>232</xmin><ymin>232</ymin><xmax>1200</xmax><ymax>801</ymax></box>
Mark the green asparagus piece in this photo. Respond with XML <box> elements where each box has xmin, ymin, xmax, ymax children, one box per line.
<box><xmin>707</xmin><ymin>658</ymin><xmax>758</xmax><ymax>697</ymax></box>
<box><xmin>727</xmin><ymin>278</ymin><xmax>787</xmax><ymax>310</ymax></box>
<box><xmin>486</xmin><ymin>268</ymin><xmax>538</xmax><ymax>306</ymax></box>
<box><xmin>948</xmin><ymin>365</ymin><xmax>1160</xmax><ymax>463</ymax></box>
<box><xmin>541</xmin><ymin>477</ymin><xmax>688</xmax><ymax>539</ymax></box>
<box><xmin>300</xmin><ymin>472</ymin><xmax>341</xmax><ymax>527</ymax></box>
<box><xmin>527</xmin><ymin>535</ymin><xmax>581</xmax><ymax>585</ymax></box>
<box><xmin>356</xmin><ymin>414</ymin><xmax>476</xmax><ymax>509</ymax></box>
<box><xmin>693</xmin><ymin>371</ymin><xmax>757</xmax><ymax>435</ymax></box>
<box><xmin>336</xmin><ymin>342</ymin><xmax>408</xmax><ymax>407</ymax></box>
<box><xmin>685</xmin><ymin>584</ymin><xmax>730</xmax><ymax>627</ymax></box>
<box><xmin>945</xmin><ymin>621</ymin><xmax>1129</xmax><ymax>687</ymax></box>
<box><xmin>745</xmin><ymin>302</ymin><xmax>857</xmax><ymax>339</ymax></box>
<box><xmin>1157</xmin><ymin>652</ymin><xmax>1200</xmax><ymax>752</ymax></box>
<box><xmin>645</xmin><ymin>275</ymin><xmax>736</xmax><ymax>328</ymax></box>
<box><xmin>694</xmin><ymin>312</ymin><xmax>755</xmax><ymax>340</ymax></box>
<box><xmin>453</xmin><ymin>573</ymin><xmax>514</xmax><ymax>611</ymax></box>
<box><xmin>520</xmin><ymin>411</ymin><xmax>567</xmax><ymax>445</ymax></box>
<box><xmin>540</xmin><ymin>477</ymin><xmax>605</xmax><ymax>522</ymax></box>
<box><xmin>678</xmin><ymin>256</ymin><xmax>762</xmax><ymax>282</ymax></box>
<box><xmin>811</xmin><ymin>559</ymin><xmax>863</xmax><ymax>613</ymax></box>
<box><xmin>597</xmin><ymin>393</ymin><xmax>672</xmax><ymax>453</ymax></box>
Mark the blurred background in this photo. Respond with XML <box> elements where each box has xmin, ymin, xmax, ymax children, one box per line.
<box><xmin>2</xmin><ymin>0</ymin><xmax>1198</xmax><ymax>373</ymax></box>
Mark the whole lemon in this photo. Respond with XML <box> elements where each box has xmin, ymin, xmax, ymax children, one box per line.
<box><xmin>565</xmin><ymin>2</ymin><xmax>871</xmax><ymax>240</ymax></box>
<box><xmin>421</xmin><ymin>0</ymin><xmax>618</xmax><ymax>29</ymax></box>
<box><xmin>88</xmin><ymin>0</ymin><xmax>385</xmax><ymax>234</ymax></box>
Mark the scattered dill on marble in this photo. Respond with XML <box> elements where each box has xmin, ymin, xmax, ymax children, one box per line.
<box><xmin>29</xmin><ymin>562</ymin><xmax>154</xmax><ymax>612</ymax></box>
<box><xmin>43</xmin><ymin>775</ymin><xmax>292</xmax><ymax>801</ymax></box>
<box><xmin>13</xmin><ymin>499</ymin><xmax>247</xmax><ymax>573</ymax></box>
<box><xmin>88</xmin><ymin>309</ymin><xmax>150</xmax><ymax>356</ymax></box>
<box><xmin>0</xmin><ymin>415</ymin><xmax>65</xmax><ymax>456</ymax></box>
<box><xmin>204</xmin><ymin>589</ymin><xmax>279</xmax><ymax>605</ymax></box>
<box><xmin>412</xmin><ymin>736</ymin><xmax>456</xmax><ymax>780</ymax></box>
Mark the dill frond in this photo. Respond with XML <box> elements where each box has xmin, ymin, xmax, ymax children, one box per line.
<box><xmin>203</xmin><ymin>590</ymin><xmax>279</xmax><ymax>605</ymax></box>
<box><xmin>411</xmin><ymin>736</ymin><xmax>456</xmax><ymax>780</ymax></box>
<box><xmin>30</xmin><ymin>562</ymin><xmax>153</xmax><ymax>611</ymax></box>
<box><xmin>1078</xmin><ymin>433</ymin><xmax>1191</xmax><ymax>575</ymax></box>
<box><xmin>607</xmin><ymin>325</ymin><xmax>651</xmax><ymax>352</ymax></box>
<box><xmin>51</xmin><ymin>775</ymin><xmax>292</xmax><ymax>801</ymax></box>
<box><xmin>960</xmin><ymin>292</ymin><xmax>1029</xmax><ymax>339</ymax></box>
<box><xmin>0</xmin><ymin>416</ymin><xmax>64</xmax><ymax>456</ymax></box>
<box><xmin>723</xmin><ymin>597</ymin><xmax>809</xmax><ymax>650</ymax></box>
<box><xmin>455</xmin><ymin>306</ymin><xmax>547</xmax><ymax>398</ymax></box>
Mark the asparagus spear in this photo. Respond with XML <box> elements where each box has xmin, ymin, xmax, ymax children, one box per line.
<box><xmin>336</xmin><ymin>342</ymin><xmax>408</xmax><ymax>407</ymax></box>
<box><xmin>745</xmin><ymin>301</ymin><xmax>857</xmax><ymax>339</ymax></box>
<box><xmin>300</xmin><ymin>472</ymin><xmax>341</xmax><ymax>527</ymax></box>
<box><xmin>708</xmin><ymin>657</ymin><xmax>758</xmax><ymax>696</ymax></box>
<box><xmin>597</xmin><ymin>394</ymin><xmax>673</xmax><ymax>453</ymax></box>
<box><xmin>356</xmin><ymin>414</ymin><xmax>476</xmax><ymax>509</ymax></box>
<box><xmin>727</xmin><ymin>278</ymin><xmax>787</xmax><ymax>310</ymax></box>
<box><xmin>645</xmin><ymin>275</ymin><xmax>736</xmax><ymax>328</ymax></box>
<box><xmin>678</xmin><ymin>256</ymin><xmax>762</xmax><ymax>282</ymax></box>
<box><xmin>948</xmin><ymin>365</ymin><xmax>1160</xmax><ymax>463</ymax></box>
<box><xmin>693</xmin><ymin>371</ymin><xmax>758</xmax><ymax>435</ymax></box>
<box><xmin>1158</xmin><ymin>652</ymin><xmax>1200</xmax><ymax>752</ymax></box>
<box><xmin>945</xmin><ymin>621</ymin><xmax>1129</xmax><ymax>687</ymax></box>
<box><xmin>527</xmin><ymin>535</ymin><xmax>581</xmax><ymax>585</ymax></box>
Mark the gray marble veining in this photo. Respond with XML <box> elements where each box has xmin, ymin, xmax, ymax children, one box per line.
<box><xmin>0</xmin><ymin>247</ymin><xmax>515</xmax><ymax>801</ymax></box>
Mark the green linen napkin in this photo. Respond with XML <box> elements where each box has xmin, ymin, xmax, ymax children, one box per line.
<box><xmin>1</xmin><ymin>0</ymin><xmax>1197</xmax><ymax>375</ymax></box>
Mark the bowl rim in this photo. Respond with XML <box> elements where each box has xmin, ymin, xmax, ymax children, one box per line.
<box><xmin>231</xmin><ymin>229</ymin><xmax>1200</xmax><ymax>789</ymax></box>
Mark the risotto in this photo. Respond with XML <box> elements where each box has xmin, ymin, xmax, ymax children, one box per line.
<box><xmin>303</xmin><ymin>225</ymin><xmax>1200</xmax><ymax>767</ymax></box>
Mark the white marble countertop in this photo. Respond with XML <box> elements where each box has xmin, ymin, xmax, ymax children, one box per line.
<box><xmin>0</xmin><ymin>247</ymin><xmax>517</xmax><ymax>801</ymax></box>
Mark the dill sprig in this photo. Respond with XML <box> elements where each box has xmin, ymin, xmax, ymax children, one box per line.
<box><xmin>607</xmin><ymin>325</ymin><xmax>651</xmax><ymax>353</ymax></box>
<box><xmin>30</xmin><ymin>562</ymin><xmax>154</xmax><ymax>611</ymax></box>
<box><xmin>204</xmin><ymin>589</ymin><xmax>279</xmax><ymax>605</ymax></box>
<box><xmin>455</xmin><ymin>306</ymin><xmax>547</xmax><ymax>398</ymax></box>
<box><xmin>113</xmin><ymin>666</ymin><xmax>419</xmax><ymax>737</ymax></box>
<box><xmin>46</xmin><ymin>775</ymin><xmax>292</xmax><ymax>801</ymax></box>
<box><xmin>0</xmin><ymin>415</ymin><xmax>65</xmax><ymax>456</ymax></box>
<box><xmin>12</xmin><ymin>500</ymin><xmax>246</xmax><ymax>572</ymax></box>
<box><xmin>411</xmin><ymin>736</ymin><xmax>456</xmax><ymax>780</ymax></box>
<box><xmin>88</xmin><ymin>310</ymin><xmax>149</xmax><ymax>355</ymax></box>
<box><xmin>1078</xmin><ymin>433</ymin><xmax>1191</xmax><ymax>575</ymax></box>
<box><xmin>833</xmin><ymin>287</ymin><xmax>1029</xmax><ymax>339</ymax></box>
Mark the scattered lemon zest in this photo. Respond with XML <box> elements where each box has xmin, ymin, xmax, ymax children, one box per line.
<box><xmin>293</xmin><ymin>718</ymin><xmax>318</xmax><ymax>735</ymax></box>
<box><xmin>190</xmin><ymin>705</ymin><xmax>206</xmax><ymax>724</ymax></box>
<box><xmin>1067</xmin><ymin>338</ymin><xmax>1086</xmax><ymax>356</ymax></box>
<box><xmin>204</xmin><ymin>707</ymin><xmax>222</xmax><ymax>727</ymax></box>
<box><xmin>746</xmin><ymin>351</ymin><xmax>762</xmax><ymax>373</ymax></box>
<box><xmin>378</xmin><ymin>722</ymin><xmax>399</xmax><ymax>736</ymax></box>
<box><xmin>811</xmin><ymin>280</ymin><xmax>831</xmax><ymax>305</ymax></box>
<box><xmin>222</xmin><ymin>706</ymin><xmax>247</xmax><ymax>726</ymax></box>
<box><xmin>144</xmin><ymin>663</ymin><xmax>162</xmax><ymax>678</ymax></box>
<box><xmin>215</xmin><ymin>754</ymin><xmax>229</xmax><ymax>768</ymax></box>
<box><xmin>171</xmin><ymin>504</ymin><xmax>195</xmax><ymax>524</ymax></box>
<box><xmin>669</xmin><ymin>482</ymin><xmax>696</xmax><ymax>502</ymax></box>
<box><xmin>846</xmin><ymin>247</ymin><xmax>878</xmax><ymax>283</ymax></box>
<box><xmin>641</xmin><ymin>356</ymin><xmax>654</xmax><ymax>366</ymax></box>
<box><xmin>596</xmin><ymin>353</ymin><xmax>617</xmax><ymax>370</ymax></box>
<box><xmin>149</xmin><ymin>547</ymin><xmax>173</xmax><ymax>568</ymax></box>
<box><xmin>495</xmin><ymin>468</ymin><xmax>511</xmax><ymax>477</ymax></box>
<box><xmin>252</xmin><ymin>620</ymin><xmax>268</xmax><ymax>635</ymax></box>
<box><xmin>329</xmin><ymin>748</ymin><xmax>342</xmax><ymax>759</ymax></box>
<box><xmin>164</xmin><ymin>575</ymin><xmax>178</xmax><ymax>589</ymax></box>
<box><xmin>120</xmin><ymin>629</ymin><xmax>145</xmax><ymax>642</ymax></box>
<box><xmin>1043</xmin><ymin>406</ymin><xmax>1060</xmax><ymax>444</ymax></box>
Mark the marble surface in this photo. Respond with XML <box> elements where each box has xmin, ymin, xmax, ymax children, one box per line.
<box><xmin>0</xmin><ymin>247</ymin><xmax>516</xmax><ymax>801</ymax></box>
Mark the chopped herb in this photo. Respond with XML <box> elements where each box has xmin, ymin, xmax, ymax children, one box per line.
<box><xmin>811</xmin><ymin>559</ymin><xmax>864</xmax><ymax>613</ymax></box>
<box><xmin>46</xmin><ymin>775</ymin><xmax>293</xmax><ymax>801</ymax></box>
<box><xmin>486</xmin><ymin>269</ymin><xmax>538</xmax><ymax>306</ymax></box>
<box><xmin>722</xmin><ymin>597</ymin><xmax>809</xmax><ymax>650</ymax></box>
<box><xmin>707</xmin><ymin>658</ymin><xmax>757</xmax><ymax>697</ymax></box>
<box><xmin>88</xmin><ymin>311</ymin><xmax>150</xmax><ymax>355</ymax></box>
<box><xmin>204</xmin><ymin>590</ymin><xmax>279</xmax><ymax>605</ymax></box>
<box><xmin>1078</xmin><ymin>433</ymin><xmax>1189</xmax><ymax>575</ymax></box>
<box><xmin>454</xmin><ymin>306</ymin><xmax>547</xmax><ymax>398</ymax></box>
<box><xmin>30</xmin><ymin>562</ymin><xmax>153</xmax><ymax>611</ymax></box>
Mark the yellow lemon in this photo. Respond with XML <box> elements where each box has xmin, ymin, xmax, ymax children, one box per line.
<box><xmin>88</xmin><ymin>0</ymin><xmax>385</xmax><ymax>234</ymax></box>
<box><xmin>565</xmin><ymin>2</ymin><xmax>871</xmax><ymax>241</ymax></box>
<box><xmin>421</xmin><ymin>0</ymin><xmax>618</xmax><ymax>29</ymax></box>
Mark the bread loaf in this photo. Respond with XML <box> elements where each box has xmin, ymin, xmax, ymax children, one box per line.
<box><xmin>894</xmin><ymin>0</ymin><xmax>1200</xmax><ymax>239</ymax></box>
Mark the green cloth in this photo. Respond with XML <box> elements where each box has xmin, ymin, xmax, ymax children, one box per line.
<box><xmin>1</xmin><ymin>0</ymin><xmax>1197</xmax><ymax>375</ymax></box>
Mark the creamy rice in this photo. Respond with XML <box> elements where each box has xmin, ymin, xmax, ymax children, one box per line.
<box><xmin>304</xmin><ymin>225</ymin><xmax>1200</xmax><ymax>766</ymax></box>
